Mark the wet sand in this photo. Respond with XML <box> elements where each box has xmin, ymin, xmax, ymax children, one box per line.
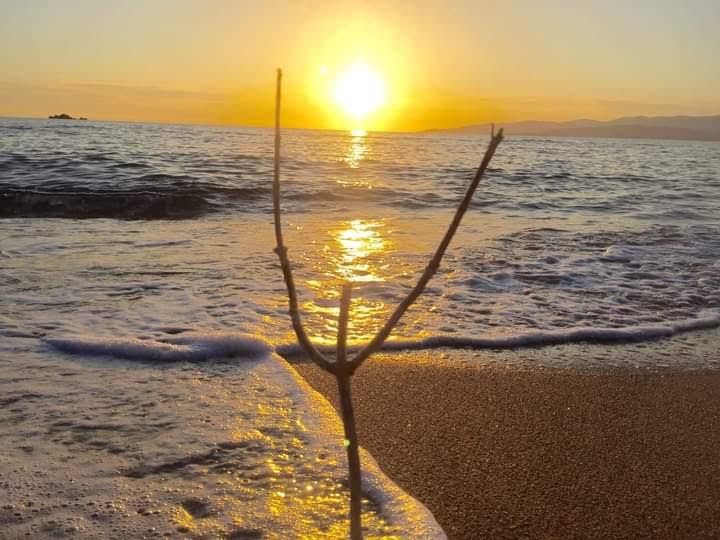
<box><xmin>291</xmin><ymin>351</ymin><xmax>720</xmax><ymax>539</ymax></box>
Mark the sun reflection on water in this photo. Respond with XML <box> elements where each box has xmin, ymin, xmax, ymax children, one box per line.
<box><xmin>303</xmin><ymin>219</ymin><xmax>393</xmax><ymax>345</ymax></box>
<box><xmin>343</xmin><ymin>133</ymin><xmax>368</xmax><ymax>169</ymax></box>
<box><xmin>333</xmin><ymin>219</ymin><xmax>386</xmax><ymax>282</ymax></box>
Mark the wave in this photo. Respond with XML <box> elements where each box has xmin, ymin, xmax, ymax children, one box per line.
<box><xmin>0</xmin><ymin>185</ymin><xmax>269</xmax><ymax>219</ymax></box>
<box><xmin>45</xmin><ymin>312</ymin><xmax>719</xmax><ymax>364</ymax></box>
<box><xmin>277</xmin><ymin>311</ymin><xmax>720</xmax><ymax>357</ymax></box>
<box><xmin>0</xmin><ymin>183</ymin><xmax>462</xmax><ymax>219</ymax></box>
<box><xmin>0</xmin><ymin>188</ymin><xmax>213</xmax><ymax>219</ymax></box>
<box><xmin>1</xmin><ymin>165</ymin><xmax>707</xmax><ymax>219</ymax></box>
<box><xmin>45</xmin><ymin>333</ymin><xmax>271</xmax><ymax>362</ymax></box>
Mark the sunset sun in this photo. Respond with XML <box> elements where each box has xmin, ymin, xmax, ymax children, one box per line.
<box><xmin>332</xmin><ymin>62</ymin><xmax>386</xmax><ymax>120</ymax></box>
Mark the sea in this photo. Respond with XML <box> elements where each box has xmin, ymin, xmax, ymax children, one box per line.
<box><xmin>1</xmin><ymin>117</ymin><xmax>719</xmax><ymax>537</ymax></box>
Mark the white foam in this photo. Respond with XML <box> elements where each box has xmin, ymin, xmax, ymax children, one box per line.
<box><xmin>4</xmin><ymin>338</ymin><xmax>446</xmax><ymax>538</ymax></box>
<box><xmin>278</xmin><ymin>311</ymin><xmax>720</xmax><ymax>357</ymax></box>
<box><xmin>392</xmin><ymin>311</ymin><xmax>720</xmax><ymax>349</ymax></box>
<box><xmin>601</xmin><ymin>244</ymin><xmax>636</xmax><ymax>262</ymax></box>
<box><xmin>45</xmin><ymin>332</ymin><xmax>271</xmax><ymax>362</ymax></box>
<box><xmin>54</xmin><ymin>313</ymin><xmax>714</xmax><ymax>365</ymax></box>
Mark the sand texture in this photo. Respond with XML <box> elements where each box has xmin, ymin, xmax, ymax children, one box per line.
<box><xmin>292</xmin><ymin>351</ymin><xmax>720</xmax><ymax>539</ymax></box>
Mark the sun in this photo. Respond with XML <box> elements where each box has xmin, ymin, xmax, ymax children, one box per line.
<box><xmin>332</xmin><ymin>62</ymin><xmax>386</xmax><ymax>119</ymax></box>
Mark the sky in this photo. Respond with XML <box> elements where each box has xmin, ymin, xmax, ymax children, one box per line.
<box><xmin>1</xmin><ymin>0</ymin><xmax>718</xmax><ymax>131</ymax></box>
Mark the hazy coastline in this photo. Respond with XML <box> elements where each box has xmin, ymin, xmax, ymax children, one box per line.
<box><xmin>426</xmin><ymin>114</ymin><xmax>720</xmax><ymax>142</ymax></box>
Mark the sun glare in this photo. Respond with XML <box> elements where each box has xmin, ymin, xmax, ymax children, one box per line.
<box><xmin>333</xmin><ymin>63</ymin><xmax>386</xmax><ymax>120</ymax></box>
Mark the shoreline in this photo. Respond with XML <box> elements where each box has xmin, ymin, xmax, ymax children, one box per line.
<box><xmin>290</xmin><ymin>349</ymin><xmax>720</xmax><ymax>539</ymax></box>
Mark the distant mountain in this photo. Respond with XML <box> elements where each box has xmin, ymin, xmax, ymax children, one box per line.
<box><xmin>426</xmin><ymin>115</ymin><xmax>720</xmax><ymax>142</ymax></box>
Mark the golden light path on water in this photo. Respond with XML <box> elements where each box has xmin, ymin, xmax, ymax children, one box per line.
<box><xmin>343</xmin><ymin>137</ymin><xmax>367</xmax><ymax>169</ymax></box>
<box><xmin>281</xmin><ymin>130</ymin><xmax>523</xmax><ymax>348</ymax></box>
<box><xmin>333</xmin><ymin>219</ymin><xmax>387</xmax><ymax>283</ymax></box>
<box><xmin>338</xmin><ymin>131</ymin><xmax>370</xmax><ymax>178</ymax></box>
<box><xmin>302</xmin><ymin>131</ymin><xmax>400</xmax><ymax>346</ymax></box>
<box><xmin>305</xmin><ymin>217</ymin><xmax>393</xmax><ymax>346</ymax></box>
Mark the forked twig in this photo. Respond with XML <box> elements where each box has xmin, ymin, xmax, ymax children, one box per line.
<box><xmin>271</xmin><ymin>67</ymin><xmax>503</xmax><ymax>539</ymax></box>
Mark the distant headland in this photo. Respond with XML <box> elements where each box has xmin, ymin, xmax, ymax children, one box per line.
<box><xmin>48</xmin><ymin>113</ymin><xmax>88</xmax><ymax>120</ymax></box>
<box><xmin>426</xmin><ymin>114</ymin><xmax>720</xmax><ymax>142</ymax></box>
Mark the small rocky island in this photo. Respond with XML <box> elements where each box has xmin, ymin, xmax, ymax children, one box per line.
<box><xmin>48</xmin><ymin>113</ymin><xmax>88</xmax><ymax>120</ymax></box>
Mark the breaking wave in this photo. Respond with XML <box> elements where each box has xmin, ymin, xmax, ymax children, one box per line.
<box><xmin>277</xmin><ymin>311</ymin><xmax>720</xmax><ymax>357</ymax></box>
<box><xmin>45</xmin><ymin>333</ymin><xmax>271</xmax><ymax>362</ymax></box>
<box><xmin>44</xmin><ymin>313</ymin><xmax>720</xmax><ymax>365</ymax></box>
<box><xmin>1</xmin><ymin>188</ymin><xmax>216</xmax><ymax>219</ymax></box>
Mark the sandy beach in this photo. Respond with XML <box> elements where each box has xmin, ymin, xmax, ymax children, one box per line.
<box><xmin>291</xmin><ymin>349</ymin><xmax>720</xmax><ymax>539</ymax></box>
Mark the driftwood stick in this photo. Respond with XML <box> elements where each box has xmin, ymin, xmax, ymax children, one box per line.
<box><xmin>272</xmin><ymin>68</ymin><xmax>335</xmax><ymax>373</ymax></box>
<box><xmin>349</xmin><ymin>129</ymin><xmax>504</xmax><ymax>373</ymax></box>
<box><xmin>334</xmin><ymin>283</ymin><xmax>363</xmax><ymax>538</ymax></box>
<box><xmin>336</xmin><ymin>283</ymin><xmax>352</xmax><ymax>368</ymax></box>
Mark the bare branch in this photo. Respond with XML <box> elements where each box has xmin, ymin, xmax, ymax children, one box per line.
<box><xmin>336</xmin><ymin>282</ymin><xmax>353</xmax><ymax>370</ymax></box>
<box><xmin>270</xmin><ymin>68</ymin><xmax>504</xmax><ymax>539</ymax></box>
<box><xmin>349</xmin><ymin>130</ymin><xmax>504</xmax><ymax>374</ymax></box>
<box><xmin>272</xmin><ymin>68</ymin><xmax>335</xmax><ymax>373</ymax></box>
<box><xmin>334</xmin><ymin>283</ymin><xmax>363</xmax><ymax>539</ymax></box>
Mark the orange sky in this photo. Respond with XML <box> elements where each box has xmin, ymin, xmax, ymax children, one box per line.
<box><xmin>1</xmin><ymin>0</ymin><xmax>718</xmax><ymax>131</ymax></box>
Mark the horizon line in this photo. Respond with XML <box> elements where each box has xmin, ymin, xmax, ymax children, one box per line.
<box><xmin>2</xmin><ymin>112</ymin><xmax>719</xmax><ymax>135</ymax></box>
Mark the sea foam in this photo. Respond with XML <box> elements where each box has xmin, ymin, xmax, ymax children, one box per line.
<box><xmin>45</xmin><ymin>333</ymin><xmax>271</xmax><ymax>362</ymax></box>
<box><xmin>46</xmin><ymin>311</ymin><xmax>720</xmax><ymax>366</ymax></box>
<box><xmin>7</xmin><ymin>335</ymin><xmax>446</xmax><ymax>538</ymax></box>
<box><xmin>277</xmin><ymin>311</ymin><xmax>720</xmax><ymax>357</ymax></box>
